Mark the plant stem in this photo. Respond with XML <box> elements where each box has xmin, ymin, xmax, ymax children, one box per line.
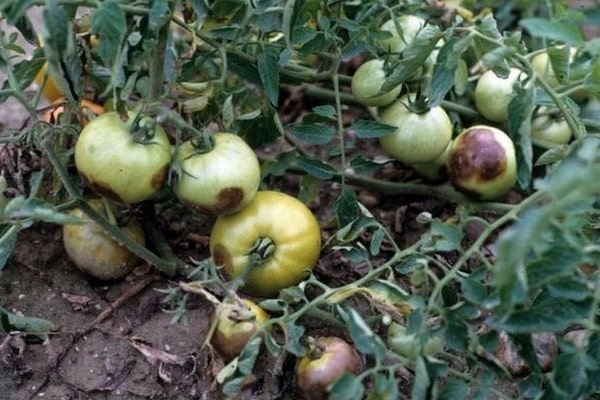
<box><xmin>147</xmin><ymin>8</ymin><xmax>172</xmax><ymax>103</ymax></box>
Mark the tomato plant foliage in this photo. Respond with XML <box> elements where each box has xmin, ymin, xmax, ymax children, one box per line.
<box><xmin>2</xmin><ymin>0</ymin><xmax>600</xmax><ymax>399</ymax></box>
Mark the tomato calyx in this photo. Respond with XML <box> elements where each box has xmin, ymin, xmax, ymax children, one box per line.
<box><xmin>189</xmin><ymin>130</ymin><xmax>215</xmax><ymax>154</ymax></box>
<box><xmin>304</xmin><ymin>336</ymin><xmax>326</xmax><ymax>360</ymax></box>
<box><xmin>129</xmin><ymin>111</ymin><xmax>163</xmax><ymax>144</ymax></box>
<box><xmin>400</xmin><ymin>89</ymin><xmax>431</xmax><ymax>115</ymax></box>
<box><xmin>245</xmin><ymin>236</ymin><xmax>276</xmax><ymax>263</ymax></box>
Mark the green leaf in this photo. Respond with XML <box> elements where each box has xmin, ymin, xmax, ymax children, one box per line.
<box><xmin>349</xmin><ymin>155</ymin><xmax>388</xmax><ymax>174</ymax></box>
<box><xmin>546</xmin><ymin>351</ymin><xmax>587</xmax><ymax>398</ymax></box>
<box><xmin>424</xmin><ymin>219</ymin><xmax>463</xmax><ymax>252</ymax></box>
<box><xmin>349</xmin><ymin>120</ymin><xmax>396</xmax><ymax>139</ymax></box>
<box><xmin>0</xmin><ymin>227</ymin><xmax>18</xmax><ymax>272</ymax></box>
<box><xmin>298</xmin><ymin>174</ymin><xmax>322</xmax><ymax>204</ymax></box>
<box><xmin>368</xmin><ymin>373</ymin><xmax>399</xmax><ymax>400</ymax></box>
<box><xmin>0</xmin><ymin>307</ymin><xmax>55</xmax><ymax>339</ymax></box>
<box><xmin>42</xmin><ymin>1</ymin><xmax>70</xmax><ymax>55</ymax></box>
<box><xmin>91</xmin><ymin>0</ymin><xmax>126</xmax><ymax>66</ymax></box>
<box><xmin>282</xmin><ymin>0</ymin><xmax>305</xmax><ymax>50</ymax></box>
<box><xmin>284</xmin><ymin>321</ymin><xmax>305</xmax><ymax>357</ymax></box>
<box><xmin>334</xmin><ymin>217</ymin><xmax>379</xmax><ymax>244</ymax></box>
<box><xmin>461</xmin><ymin>274</ymin><xmax>488</xmax><ymax>305</ymax></box>
<box><xmin>257</xmin><ymin>48</ymin><xmax>280</xmax><ymax>106</ymax></box>
<box><xmin>287</xmin><ymin>123</ymin><xmax>335</xmax><ymax>144</ymax></box>
<box><xmin>344</xmin><ymin>307</ymin><xmax>386</xmax><ymax>359</ymax></box>
<box><xmin>430</xmin><ymin>36</ymin><xmax>472</xmax><ymax>107</ymax></box>
<box><xmin>411</xmin><ymin>357</ymin><xmax>432</xmax><ymax>400</ymax></box>
<box><xmin>3</xmin><ymin>198</ymin><xmax>81</xmax><ymax>225</ymax></box>
<box><xmin>369</xmin><ymin>228</ymin><xmax>385</xmax><ymax>256</ymax></box>
<box><xmin>295</xmin><ymin>156</ymin><xmax>337</xmax><ymax>180</ymax></box>
<box><xmin>3</xmin><ymin>0</ymin><xmax>38</xmax><ymax>25</ymax></box>
<box><xmin>334</xmin><ymin>187</ymin><xmax>359</xmax><ymax>228</ymax></box>
<box><xmin>519</xmin><ymin>18</ymin><xmax>585</xmax><ymax>46</ymax></box>
<box><xmin>149</xmin><ymin>0</ymin><xmax>171</xmax><ymax>31</ymax></box>
<box><xmin>328</xmin><ymin>373</ymin><xmax>364</xmax><ymax>400</ymax></box>
<box><xmin>472</xmin><ymin>14</ymin><xmax>503</xmax><ymax>57</ymax></box>
<box><xmin>507</xmin><ymin>82</ymin><xmax>534</xmax><ymax>190</ymax></box>
<box><xmin>526</xmin><ymin>244</ymin><xmax>582</xmax><ymax>289</ymax></box>
<box><xmin>440</xmin><ymin>379</ymin><xmax>469</xmax><ymax>400</ymax></box>
<box><xmin>237</xmin><ymin>337</ymin><xmax>261</xmax><ymax>375</ymax></box>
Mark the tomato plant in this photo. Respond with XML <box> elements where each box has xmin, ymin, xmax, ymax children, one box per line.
<box><xmin>531</xmin><ymin>106</ymin><xmax>573</xmax><ymax>146</ymax></box>
<box><xmin>210</xmin><ymin>191</ymin><xmax>321</xmax><ymax>297</ymax></box>
<box><xmin>172</xmin><ymin>132</ymin><xmax>261</xmax><ymax>215</ymax></box>
<box><xmin>74</xmin><ymin>111</ymin><xmax>172</xmax><ymax>204</ymax></box>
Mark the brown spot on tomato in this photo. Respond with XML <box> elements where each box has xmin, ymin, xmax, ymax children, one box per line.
<box><xmin>448</xmin><ymin>128</ymin><xmax>507</xmax><ymax>185</ymax></box>
<box><xmin>151</xmin><ymin>164</ymin><xmax>169</xmax><ymax>190</ymax></box>
<box><xmin>79</xmin><ymin>173</ymin><xmax>124</xmax><ymax>203</ymax></box>
<box><xmin>190</xmin><ymin>187</ymin><xmax>245</xmax><ymax>215</ymax></box>
<box><xmin>212</xmin><ymin>244</ymin><xmax>233</xmax><ymax>279</ymax></box>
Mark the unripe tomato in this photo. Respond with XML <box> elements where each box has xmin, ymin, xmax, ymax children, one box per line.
<box><xmin>531</xmin><ymin>47</ymin><xmax>577</xmax><ymax>88</ymax></box>
<box><xmin>35</xmin><ymin>62</ymin><xmax>64</xmax><ymax>103</ymax></box>
<box><xmin>210</xmin><ymin>191</ymin><xmax>321</xmax><ymax>297</ymax></box>
<box><xmin>210</xmin><ymin>298</ymin><xmax>269</xmax><ymax>361</ymax></box>
<box><xmin>295</xmin><ymin>336</ymin><xmax>362</xmax><ymax>400</ymax></box>
<box><xmin>173</xmin><ymin>133</ymin><xmax>260</xmax><ymax>215</ymax></box>
<box><xmin>386</xmin><ymin>322</ymin><xmax>443</xmax><ymax>359</ymax></box>
<box><xmin>409</xmin><ymin>140</ymin><xmax>452</xmax><ymax>181</ymax></box>
<box><xmin>378</xmin><ymin>94</ymin><xmax>453</xmax><ymax>164</ymax></box>
<box><xmin>531</xmin><ymin>107</ymin><xmax>572</xmax><ymax>145</ymax></box>
<box><xmin>351</xmin><ymin>59</ymin><xmax>402</xmax><ymax>107</ymax></box>
<box><xmin>447</xmin><ymin>125</ymin><xmax>517</xmax><ymax>200</ymax></box>
<box><xmin>377</xmin><ymin>15</ymin><xmax>426</xmax><ymax>54</ymax></box>
<box><xmin>43</xmin><ymin>97</ymin><xmax>105</xmax><ymax>125</ymax></box>
<box><xmin>474</xmin><ymin>68</ymin><xmax>524</xmax><ymax>123</ymax></box>
<box><xmin>63</xmin><ymin>199</ymin><xmax>145</xmax><ymax>281</ymax></box>
<box><xmin>75</xmin><ymin>111</ymin><xmax>172</xmax><ymax>204</ymax></box>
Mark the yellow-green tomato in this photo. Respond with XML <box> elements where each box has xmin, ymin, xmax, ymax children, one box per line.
<box><xmin>474</xmin><ymin>68</ymin><xmax>524</xmax><ymax>123</ymax></box>
<box><xmin>296</xmin><ymin>337</ymin><xmax>362</xmax><ymax>400</ymax></box>
<box><xmin>531</xmin><ymin>47</ymin><xmax>577</xmax><ymax>88</ymax></box>
<box><xmin>210</xmin><ymin>298</ymin><xmax>269</xmax><ymax>361</ymax></box>
<box><xmin>62</xmin><ymin>199</ymin><xmax>145</xmax><ymax>281</ymax></box>
<box><xmin>75</xmin><ymin>111</ymin><xmax>172</xmax><ymax>204</ymax></box>
<box><xmin>377</xmin><ymin>15</ymin><xmax>426</xmax><ymax>54</ymax></box>
<box><xmin>387</xmin><ymin>322</ymin><xmax>443</xmax><ymax>359</ymax></box>
<box><xmin>410</xmin><ymin>140</ymin><xmax>452</xmax><ymax>181</ymax></box>
<box><xmin>173</xmin><ymin>133</ymin><xmax>260</xmax><ymax>215</ymax></box>
<box><xmin>210</xmin><ymin>191</ymin><xmax>321</xmax><ymax>297</ymax></box>
<box><xmin>379</xmin><ymin>94</ymin><xmax>453</xmax><ymax>164</ymax></box>
<box><xmin>447</xmin><ymin>125</ymin><xmax>517</xmax><ymax>200</ymax></box>
<box><xmin>351</xmin><ymin>59</ymin><xmax>402</xmax><ymax>107</ymax></box>
<box><xmin>531</xmin><ymin>107</ymin><xmax>573</xmax><ymax>145</ymax></box>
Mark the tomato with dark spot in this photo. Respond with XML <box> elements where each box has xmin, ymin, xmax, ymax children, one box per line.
<box><xmin>447</xmin><ymin>125</ymin><xmax>517</xmax><ymax>200</ymax></box>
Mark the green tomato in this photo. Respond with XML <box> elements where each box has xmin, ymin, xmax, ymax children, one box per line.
<box><xmin>386</xmin><ymin>322</ymin><xmax>443</xmax><ymax>359</ymax></box>
<box><xmin>409</xmin><ymin>140</ymin><xmax>452</xmax><ymax>181</ymax></box>
<box><xmin>377</xmin><ymin>15</ymin><xmax>426</xmax><ymax>54</ymax></box>
<box><xmin>173</xmin><ymin>133</ymin><xmax>261</xmax><ymax>215</ymax></box>
<box><xmin>210</xmin><ymin>298</ymin><xmax>269</xmax><ymax>361</ymax></box>
<box><xmin>210</xmin><ymin>191</ymin><xmax>321</xmax><ymax>297</ymax></box>
<box><xmin>447</xmin><ymin>125</ymin><xmax>517</xmax><ymax>200</ymax></box>
<box><xmin>296</xmin><ymin>336</ymin><xmax>362</xmax><ymax>400</ymax></box>
<box><xmin>531</xmin><ymin>107</ymin><xmax>573</xmax><ymax>145</ymax></box>
<box><xmin>378</xmin><ymin>94</ymin><xmax>453</xmax><ymax>164</ymax></box>
<box><xmin>474</xmin><ymin>68</ymin><xmax>524</xmax><ymax>123</ymax></box>
<box><xmin>531</xmin><ymin>47</ymin><xmax>577</xmax><ymax>89</ymax></box>
<box><xmin>351</xmin><ymin>59</ymin><xmax>402</xmax><ymax>107</ymax></box>
<box><xmin>75</xmin><ymin>111</ymin><xmax>172</xmax><ymax>204</ymax></box>
<box><xmin>62</xmin><ymin>199</ymin><xmax>145</xmax><ymax>281</ymax></box>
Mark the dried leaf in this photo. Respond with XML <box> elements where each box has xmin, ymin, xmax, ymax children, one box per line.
<box><xmin>129</xmin><ymin>338</ymin><xmax>185</xmax><ymax>366</ymax></box>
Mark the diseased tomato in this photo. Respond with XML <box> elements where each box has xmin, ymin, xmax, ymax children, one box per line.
<box><xmin>210</xmin><ymin>298</ymin><xmax>269</xmax><ymax>361</ymax></box>
<box><xmin>173</xmin><ymin>133</ymin><xmax>260</xmax><ymax>215</ymax></box>
<box><xmin>43</xmin><ymin>97</ymin><xmax>105</xmax><ymax>125</ymax></box>
<box><xmin>74</xmin><ymin>111</ymin><xmax>172</xmax><ymax>204</ymax></box>
<box><xmin>351</xmin><ymin>59</ymin><xmax>402</xmax><ymax>107</ymax></box>
<box><xmin>386</xmin><ymin>322</ymin><xmax>443</xmax><ymax>359</ymax></box>
<box><xmin>378</xmin><ymin>94</ymin><xmax>453</xmax><ymax>164</ymax></box>
<box><xmin>474</xmin><ymin>68</ymin><xmax>524</xmax><ymax>123</ymax></box>
<box><xmin>210</xmin><ymin>191</ymin><xmax>321</xmax><ymax>297</ymax></box>
<box><xmin>295</xmin><ymin>336</ymin><xmax>362</xmax><ymax>400</ymax></box>
<box><xmin>447</xmin><ymin>125</ymin><xmax>517</xmax><ymax>200</ymax></box>
<box><xmin>531</xmin><ymin>106</ymin><xmax>573</xmax><ymax>145</ymax></box>
<box><xmin>35</xmin><ymin>62</ymin><xmax>63</xmax><ymax>103</ymax></box>
<box><xmin>62</xmin><ymin>199</ymin><xmax>145</xmax><ymax>281</ymax></box>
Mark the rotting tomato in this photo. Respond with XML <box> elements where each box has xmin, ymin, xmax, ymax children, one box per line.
<box><xmin>447</xmin><ymin>125</ymin><xmax>517</xmax><ymax>200</ymax></box>
<box><xmin>351</xmin><ymin>59</ymin><xmax>402</xmax><ymax>107</ymax></box>
<box><xmin>62</xmin><ymin>199</ymin><xmax>145</xmax><ymax>281</ymax></box>
<box><xmin>531</xmin><ymin>106</ymin><xmax>573</xmax><ymax>146</ymax></box>
<box><xmin>474</xmin><ymin>68</ymin><xmax>524</xmax><ymax>123</ymax></box>
<box><xmin>74</xmin><ymin>111</ymin><xmax>172</xmax><ymax>204</ymax></box>
<box><xmin>378</xmin><ymin>94</ymin><xmax>453</xmax><ymax>165</ymax></box>
<box><xmin>35</xmin><ymin>62</ymin><xmax>63</xmax><ymax>103</ymax></box>
<box><xmin>173</xmin><ymin>132</ymin><xmax>261</xmax><ymax>215</ymax></box>
<box><xmin>209</xmin><ymin>298</ymin><xmax>269</xmax><ymax>361</ymax></box>
<box><xmin>43</xmin><ymin>97</ymin><xmax>105</xmax><ymax>125</ymax></box>
<box><xmin>295</xmin><ymin>336</ymin><xmax>362</xmax><ymax>400</ymax></box>
<box><xmin>210</xmin><ymin>190</ymin><xmax>321</xmax><ymax>298</ymax></box>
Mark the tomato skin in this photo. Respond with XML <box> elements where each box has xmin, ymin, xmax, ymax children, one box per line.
<box><xmin>474</xmin><ymin>68</ymin><xmax>523</xmax><ymax>123</ymax></box>
<box><xmin>410</xmin><ymin>140</ymin><xmax>452</xmax><ymax>181</ymax></box>
<box><xmin>378</xmin><ymin>94</ymin><xmax>453</xmax><ymax>164</ymax></box>
<box><xmin>173</xmin><ymin>133</ymin><xmax>260</xmax><ymax>215</ymax></box>
<box><xmin>210</xmin><ymin>191</ymin><xmax>321</xmax><ymax>297</ymax></box>
<box><xmin>447</xmin><ymin>125</ymin><xmax>517</xmax><ymax>200</ymax></box>
<box><xmin>531</xmin><ymin>107</ymin><xmax>572</xmax><ymax>145</ymax></box>
<box><xmin>63</xmin><ymin>199</ymin><xmax>145</xmax><ymax>281</ymax></box>
<box><xmin>35</xmin><ymin>62</ymin><xmax>63</xmax><ymax>103</ymax></box>
<box><xmin>296</xmin><ymin>337</ymin><xmax>362</xmax><ymax>400</ymax></box>
<box><xmin>386</xmin><ymin>322</ymin><xmax>443</xmax><ymax>359</ymax></box>
<box><xmin>74</xmin><ymin>111</ymin><xmax>172</xmax><ymax>204</ymax></box>
<box><xmin>210</xmin><ymin>298</ymin><xmax>269</xmax><ymax>361</ymax></box>
<box><xmin>377</xmin><ymin>15</ymin><xmax>425</xmax><ymax>54</ymax></box>
<box><xmin>351</xmin><ymin>59</ymin><xmax>401</xmax><ymax>107</ymax></box>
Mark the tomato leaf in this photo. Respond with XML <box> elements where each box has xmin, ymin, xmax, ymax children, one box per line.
<box><xmin>507</xmin><ymin>83</ymin><xmax>534</xmax><ymax>190</ymax></box>
<box><xmin>429</xmin><ymin>36</ymin><xmax>472</xmax><ymax>107</ymax></box>
<box><xmin>349</xmin><ymin>155</ymin><xmax>388</xmax><ymax>174</ymax></box>
<box><xmin>328</xmin><ymin>373</ymin><xmax>364</xmax><ymax>400</ymax></box>
<box><xmin>287</xmin><ymin>123</ymin><xmax>334</xmax><ymax>144</ymax></box>
<box><xmin>149</xmin><ymin>1</ymin><xmax>171</xmax><ymax>31</ymax></box>
<box><xmin>91</xmin><ymin>0</ymin><xmax>127</xmax><ymax>66</ymax></box>
<box><xmin>257</xmin><ymin>47</ymin><xmax>280</xmax><ymax>106</ymax></box>
<box><xmin>439</xmin><ymin>379</ymin><xmax>469</xmax><ymax>400</ymax></box>
<box><xmin>0</xmin><ymin>226</ymin><xmax>18</xmax><ymax>273</ymax></box>
<box><xmin>519</xmin><ymin>18</ymin><xmax>585</xmax><ymax>46</ymax></box>
<box><xmin>298</xmin><ymin>174</ymin><xmax>322</xmax><ymax>204</ymax></box>
<box><xmin>349</xmin><ymin>120</ymin><xmax>396</xmax><ymax>139</ymax></box>
<box><xmin>295</xmin><ymin>156</ymin><xmax>337</xmax><ymax>180</ymax></box>
<box><xmin>344</xmin><ymin>307</ymin><xmax>386</xmax><ymax>359</ymax></box>
<box><xmin>411</xmin><ymin>357</ymin><xmax>432</xmax><ymax>399</ymax></box>
<box><xmin>334</xmin><ymin>187</ymin><xmax>359</xmax><ymax>228</ymax></box>
<box><xmin>282</xmin><ymin>0</ymin><xmax>305</xmax><ymax>50</ymax></box>
<box><xmin>284</xmin><ymin>321</ymin><xmax>305</xmax><ymax>357</ymax></box>
<box><xmin>0</xmin><ymin>306</ymin><xmax>55</xmax><ymax>341</ymax></box>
